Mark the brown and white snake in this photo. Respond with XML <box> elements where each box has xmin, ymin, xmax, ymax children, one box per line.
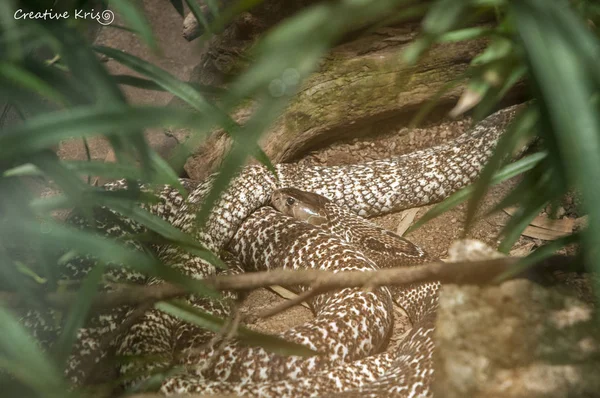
<box><xmin>23</xmin><ymin>104</ymin><xmax>522</xmax><ymax>397</ymax></box>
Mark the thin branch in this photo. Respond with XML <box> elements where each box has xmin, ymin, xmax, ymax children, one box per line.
<box><xmin>209</xmin><ymin>257</ymin><xmax>515</xmax><ymax>291</ymax></box>
<box><xmin>0</xmin><ymin>255</ymin><xmax>577</xmax><ymax>311</ymax></box>
<box><xmin>201</xmin><ymin>308</ymin><xmax>242</xmax><ymax>373</ymax></box>
<box><xmin>0</xmin><ymin>283</ymin><xmax>187</xmax><ymax>310</ymax></box>
<box><xmin>209</xmin><ymin>254</ymin><xmax>579</xmax><ymax>291</ymax></box>
<box><xmin>255</xmin><ymin>287</ymin><xmax>321</xmax><ymax>319</ymax></box>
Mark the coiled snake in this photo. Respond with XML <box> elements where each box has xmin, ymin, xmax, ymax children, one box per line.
<box><xmin>23</xmin><ymin>104</ymin><xmax>521</xmax><ymax>397</ymax></box>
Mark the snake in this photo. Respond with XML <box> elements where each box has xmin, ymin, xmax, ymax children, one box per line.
<box><xmin>21</xmin><ymin>104</ymin><xmax>521</xmax><ymax>396</ymax></box>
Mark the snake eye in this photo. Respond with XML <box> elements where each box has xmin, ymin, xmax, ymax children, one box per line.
<box><xmin>286</xmin><ymin>197</ymin><xmax>295</xmax><ymax>206</ymax></box>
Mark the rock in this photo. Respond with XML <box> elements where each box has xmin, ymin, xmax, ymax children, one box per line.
<box><xmin>434</xmin><ymin>279</ymin><xmax>600</xmax><ymax>398</ymax></box>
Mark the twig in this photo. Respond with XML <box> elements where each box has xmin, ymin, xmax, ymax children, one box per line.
<box><xmin>202</xmin><ymin>308</ymin><xmax>241</xmax><ymax>373</ymax></box>
<box><xmin>209</xmin><ymin>257</ymin><xmax>516</xmax><ymax>291</ymax></box>
<box><xmin>0</xmin><ymin>255</ymin><xmax>577</xmax><ymax>311</ymax></box>
<box><xmin>0</xmin><ymin>283</ymin><xmax>187</xmax><ymax>310</ymax></box>
<box><xmin>255</xmin><ymin>287</ymin><xmax>321</xmax><ymax>319</ymax></box>
<box><xmin>208</xmin><ymin>255</ymin><xmax>579</xmax><ymax>291</ymax></box>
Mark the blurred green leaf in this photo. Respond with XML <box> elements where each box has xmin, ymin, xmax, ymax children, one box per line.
<box><xmin>46</xmin><ymin>25</ymin><xmax>150</xmax><ymax>172</ymax></box>
<box><xmin>26</xmin><ymin>181</ymin><xmax>222</xmax><ymax>266</ymax></box>
<box><xmin>46</xmin><ymin>26</ymin><xmax>125</xmax><ymax>107</ymax></box>
<box><xmin>195</xmin><ymin>93</ymin><xmax>290</xmax><ymax>228</ymax></box>
<box><xmin>0</xmin><ymin>242</ymin><xmax>42</xmax><ymax>308</ymax></box>
<box><xmin>228</xmin><ymin>3</ymin><xmax>333</xmax><ymax>98</ymax></box>
<box><xmin>104</xmin><ymin>200</ymin><xmax>223</xmax><ymax>261</ymax></box>
<box><xmin>484</xmin><ymin>163</ymin><xmax>551</xmax><ymax>218</ymax></box>
<box><xmin>29</xmin><ymin>190</ymin><xmax>155</xmax><ymax>214</ymax></box>
<box><xmin>497</xmin><ymin>193</ymin><xmax>547</xmax><ymax>253</ymax></box>
<box><xmin>95</xmin><ymin>46</ymin><xmax>274</xmax><ymax>173</ymax></box>
<box><xmin>5</xmin><ymin>157</ymin><xmax>183</xmax><ymax>194</ymax></box>
<box><xmin>450</xmin><ymin>76</ymin><xmax>492</xmax><ymax>117</ymax></box>
<box><xmin>15</xmin><ymin>262</ymin><xmax>47</xmax><ymax>284</ymax></box>
<box><xmin>111</xmin><ymin>74</ymin><xmax>225</xmax><ymax>95</ymax></box>
<box><xmin>3</xmin><ymin>163</ymin><xmax>40</xmax><ymax>177</ymax></box>
<box><xmin>0</xmin><ymin>307</ymin><xmax>70</xmax><ymax>397</ymax></box>
<box><xmin>95</xmin><ymin>46</ymin><xmax>216</xmax><ymax>114</ymax></box>
<box><xmin>403</xmin><ymin>35</ymin><xmax>434</xmax><ymax>64</ymax></box>
<box><xmin>168</xmin><ymin>0</ymin><xmax>185</xmax><ymax>17</ymax></box>
<box><xmin>23</xmin><ymin>57</ymin><xmax>91</xmax><ymax>106</ymax></box>
<box><xmin>200</xmin><ymin>0</ymin><xmax>266</xmax><ymax>35</ymax></box>
<box><xmin>464</xmin><ymin>105</ymin><xmax>537</xmax><ymax>232</ymax></box>
<box><xmin>0</xmin><ymin>105</ymin><xmax>216</xmax><ymax>160</ymax></box>
<box><xmin>471</xmin><ymin>0</ymin><xmax>505</xmax><ymax>5</ymax></box>
<box><xmin>53</xmin><ymin>263</ymin><xmax>105</xmax><ymax>366</ymax></box>
<box><xmin>16</xmin><ymin>219</ymin><xmax>219</xmax><ymax>298</ymax></box>
<box><xmin>472</xmin><ymin>37</ymin><xmax>514</xmax><ymax>65</ymax></box>
<box><xmin>205</xmin><ymin>0</ymin><xmax>220</xmax><ymax>16</ymax></box>
<box><xmin>513</xmin><ymin>0</ymin><xmax>600</xmax><ymax>274</ymax></box>
<box><xmin>546</xmin><ymin>0</ymin><xmax>600</xmax><ymax>86</ymax></box>
<box><xmin>494</xmin><ymin>232</ymin><xmax>581</xmax><ymax>282</ymax></box>
<box><xmin>422</xmin><ymin>0</ymin><xmax>467</xmax><ymax>35</ymax></box>
<box><xmin>32</xmin><ymin>151</ymin><xmax>96</xmax><ymax>223</ymax></box>
<box><xmin>409</xmin><ymin>73</ymin><xmax>468</xmax><ymax>127</ymax></box>
<box><xmin>0</xmin><ymin>62</ymin><xmax>67</xmax><ymax>105</ymax></box>
<box><xmin>67</xmin><ymin>161</ymin><xmax>144</xmax><ymax>181</ymax></box>
<box><xmin>408</xmin><ymin>151</ymin><xmax>546</xmax><ymax>233</ymax></box>
<box><xmin>183</xmin><ymin>0</ymin><xmax>213</xmax><ymax>35</ymax></box>
<box><xmin>438</xmin><ymin>26</ymin><xmax>493</xmax><ymax>42</ymax></box>
<box><xmin>0</xmin><ymin>80</ymin><xmax>56</xmax><ymax>117</ymax></box>
<box><xmin>0</xmin><ymin>0</ymin><xmax>22</xmax><ymax>61</ymax></box>
<box><xmin>110</xmin><ymin>0</ymin><xmax>158</xmax><ymax>51</ymax></box>
<box><xmin>147</xmin><ymin>151</ymin><xmax>187</xmax><ymax>195</ymax></box>
<box><xmin>472</xmin><ymin>64</ymin><xmax>526</xmax><ymax>121</ymax></box>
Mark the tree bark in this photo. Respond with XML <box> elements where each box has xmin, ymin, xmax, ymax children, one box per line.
<box><xmin>177</xmin><ymin>23</ymin><xmax>525</xmax><ymax>180</ymax></box>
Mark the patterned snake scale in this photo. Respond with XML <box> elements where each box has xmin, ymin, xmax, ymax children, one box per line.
<box><xmin>21</xmin><ymin>104</ymin><xmax>521</xmax><ymax>397</ymax></box>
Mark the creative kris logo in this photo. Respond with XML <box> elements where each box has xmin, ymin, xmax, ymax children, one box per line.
<box><xmin>14</xmin><ymin>8</ymin><xmax>115</xmax><ymax>25</ymax></box>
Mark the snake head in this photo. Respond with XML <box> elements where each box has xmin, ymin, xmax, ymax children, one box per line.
<box><xmin>271</xmin><ymin>188</ymin><xmax>329</xmax><ymax>226</ymax></box>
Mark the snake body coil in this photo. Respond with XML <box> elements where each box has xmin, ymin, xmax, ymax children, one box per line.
<box><xmin>22</xmin><ymin>105</ymin><xmax>521</xmax><ymax>396</ymax></box>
